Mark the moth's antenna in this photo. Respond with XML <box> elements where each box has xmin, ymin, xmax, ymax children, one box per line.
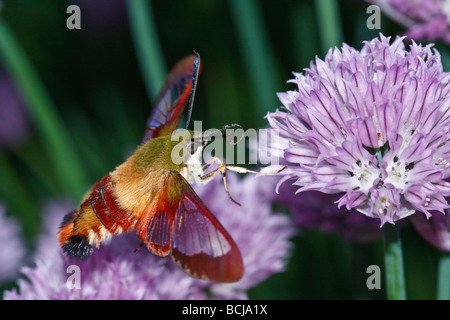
<box><xmin>200</xmin><ymin>123</ymin><xmax>244</xmax><ymax>150</ymax></box>
<box><xmin>185</xmin><ymin>50</ymin><xmax>201</xmax><ymax>129</ymax></box>
<box><xmin>217</xmin><ymin>124</ymin><xmax>244</xmax><ymax>145</ymax></box>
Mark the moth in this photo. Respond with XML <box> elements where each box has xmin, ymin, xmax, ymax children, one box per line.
<box><xmin>58</xmin><ymin>52</ymin><xmax>249</xmax><ymax>282</ymax></box>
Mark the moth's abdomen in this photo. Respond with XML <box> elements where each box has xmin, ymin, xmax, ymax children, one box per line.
<box><xmin>89</xmin><ymin>175</ymin><xmax>134</xmax><ymax>234</ymax></box>
<box><xmin>58</xmin><ymin>174</ymin><xmax>135</xmax><ymax>259</ymax></box>
<box><xmin>58</xmin><ymin>207</ymin><xmax>95</xmax><ymax>260</ymax></box>
<box><xmin>61</xmin><ymin>234</ymin><xmax>93</xmax><ymax>260</ymax></box>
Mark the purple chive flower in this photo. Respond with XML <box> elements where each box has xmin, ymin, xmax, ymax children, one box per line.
<box><xmin>410</xmin><ymin>209</ymin><xmax>450</xmax><ymax>251</ymax></box>
<box><xmin>4</xmin><ymin>173</ymin><xmax>294</xmax><ymax>300</ymax></box>
<box><xmin>266</xmin><ymin>34</ymin><xmax>450</xmax><ymax>226</ymax></box>
<box><xmin>368</xmin><ymin>0</ymin><xmax>450</xmax><ymax>44</ymax></box>
<box><xmin>0</xmin><ymin>72</ymin><xmax>29</xmax><ymax>149</ymax></box>
<box><xmin>0</xmin><ymin>204</ymin><xmax>26</xmax><ymax>284</ymax></box>
<box><xmin>194</xmin><ymin>173</ymin><xmax>295</xmax><ymax>297</ymax></box>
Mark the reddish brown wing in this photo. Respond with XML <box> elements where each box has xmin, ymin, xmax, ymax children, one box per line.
<box><xmin>134</xmin><ymin>173</ymin><xmax>175</xmax><ymax>257</ymax></box>
<box><xmin>135</xmin><ymin>172</ymin><xmax>244</xmax><ymax>283</ymax></box>
<box><xmin>172</xmin><ymin>180</ymin><xmax>244</xmax><ymax>283</ymax></box>
<box><xmin>141</xmin><ymin>52</ymin><xmax>200</xmax><ymax>144</ymax></box>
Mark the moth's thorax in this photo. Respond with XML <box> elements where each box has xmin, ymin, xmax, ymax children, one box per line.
<box><xmin>129</xmin><ymin>132</ymin><xmax>207</xmax><ymax>186</ymax></box>
<box><xmin>133</xmin><ymin>135</ymin><xmax>183</xmax><ymax>173</ymax></box>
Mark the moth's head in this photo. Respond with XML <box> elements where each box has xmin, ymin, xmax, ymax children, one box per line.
<box><xmin>188</xmin><ymin>132</ymin><xmax>206</xmax><ymax>157</ymax></box>
<box><xmin>170</xmin><ymin>129</ymin><xmax>202</xmax><ymax>166</ymax></box>
<box><xmin>170</xmin><ymin>124</ymin><xmax>244</xmax><ymax>167</ymax></box>
<box><xmin>200</xmin><ymin>124</ymin><xmax>244</xmax><ymax>148</ymax></box>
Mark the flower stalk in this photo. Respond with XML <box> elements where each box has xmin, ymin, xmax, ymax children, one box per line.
<box><xmin>314</xmin><ymin>0</ymin><xmax>343</xmax><ymax>52</ymax></box>
<box><xmin>437</xmin><ymin>252</ymin><xmax>450</xmax><ymax>300</ymax></box>
<box><xmin>383</xmin><ymin>223</ymin><xmax>406</xmax><ymax>300</ymax></box>
<box><xmin>126</xmin><ymin>0</ymin><xmax>166</xmax><ymax>101</ymax></box>
<box><xmin>229</xmin><ymin>0</ymin><xmax>279</xmax><ymax>124</ymax></box>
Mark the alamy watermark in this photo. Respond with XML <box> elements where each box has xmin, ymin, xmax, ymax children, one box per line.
<box><xmin>366</xmin><ymin>5</ymin><xmax>381</xmax><ymax>30</ymax></box>
<box><xmin>66</xmin><ymin>265</ymin><xmax>81</xmax><ymax>290</ymax></box>
<box><xmin>366</xmin><ymin>264</ymin><xmax>381</xmax><ymax>290</ymax></box>
<box><xmin>170</xmin><ymin>121</ymin><xmax>281</xmax><ymax>167</ymax></box>
<box><xmin>66</xmin><ymin>5</ymin><xmax>81</xmax><ymax>30</ymax></box>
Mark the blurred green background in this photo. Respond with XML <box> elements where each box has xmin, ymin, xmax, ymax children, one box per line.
<box><xmin>0</xmin><ymin>0</ymin><xmax>446</xmax><ymax>299</ymax></box>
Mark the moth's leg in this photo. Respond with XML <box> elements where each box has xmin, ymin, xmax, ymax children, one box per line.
<box><xmin>200</xmin><ymin>156</ymin><xmax>226</xmax><ymax>182</ymax></box>
<box><xmin>200</xmin><ymin>157</ymin><xmax>241</xmax><ymax>206</ymax></box>
<box><xmin>221</xmin><ymin>169</ymin><xmax>241</xmax><ymax>206</ymax></box>
<box><xmin>202</xmin><ymin>156</ymin><xmax>224</xmax><ymax>172</ymax></box>
<box><xmin>201</xmin><ymin>158</ymin><xmax>286</xmax><ymax>206</ymax></box>
<box><xmin>213</xmin><ymin>165</ymin><xmax>286</xmax><ymax>206</ymax></box>
<box><xmin>222</xmin><ymin>165</ymin><xmax>287</xmax><ymax>175</ymax></box>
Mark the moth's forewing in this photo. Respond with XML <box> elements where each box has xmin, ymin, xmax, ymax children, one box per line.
<box><xmin>142</xmin><ymin>53</ymin><xmax>200</xmax><ymax>143</ymax></box>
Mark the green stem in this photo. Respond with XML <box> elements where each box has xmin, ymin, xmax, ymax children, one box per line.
<box><xmin>229</xmin><ymin>0</ymin><xmax>280</xmax><ymax>125</ymax></box>
<box><xmin>292</xmin><ymin>2</ymin><xmax>320</xmax><ymax>68</ymax></box>
<box><xmin>127</xmin><ymin>0</ymin><xmax>166</xmax><ymax>101</ymax></box>
<box><xmin>314</xmin><ymin>0</ymin><xmax>343</xmax><ymax>53</ymax></box>
<box><xmin>0</xmin><ymin>151</ymin><xmax>39</xmax><ymax>237</ymax></box>
<box><xmin>0</xmin><ymin>18</ymin><xmax>88</xmax><ymax>201</ymax></box>
<box><xmin>437</xmin><ymin>252</ymin><xmax>450</xmax><ymax>300</ymax></box>
<box><xmin>383</xmin><ymin>223</ymin><xmax>407</xmax><ymax>300</ymax></box>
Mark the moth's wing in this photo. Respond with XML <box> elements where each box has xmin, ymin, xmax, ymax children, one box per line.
<box><xmin>141</xmin><ymin>53</ymin><xmax>200</xmax><ymax>144</ymax></box>
<box><xmin>135</xmin><ymin>171</ymin><xmax>243</xmax><ymax>282</ymax></box>
<box><xmin>134</xmin><ymin>172</ymin><xmax>177</xmax><ymax>257</ymax></box>
<box><xmin>171</xmin><ymin>173</ymin><xmax>244</xmax><ymax>282</ymax></box>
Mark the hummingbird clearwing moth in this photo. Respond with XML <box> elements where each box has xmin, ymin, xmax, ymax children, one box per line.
<box><xmin>58</xmin><ymin>52</ymin><xmax>246</xmax><ymax>282</ymax></box>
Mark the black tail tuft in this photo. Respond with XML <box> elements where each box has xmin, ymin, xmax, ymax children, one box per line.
<box><xmin>62</xmin><ymin>235</ymin><xmax>93</xmax><ymax>260</ymax></box>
